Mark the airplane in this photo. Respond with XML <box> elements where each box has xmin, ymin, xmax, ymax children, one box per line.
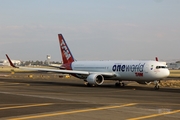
<box><xmin>6</xmin><ymin>34</ymin><xmax>170</xmax><ymax>90</ymax></box>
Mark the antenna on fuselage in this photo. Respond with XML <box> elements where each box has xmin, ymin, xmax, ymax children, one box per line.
<box><xmin>155</xmin><ymin>57</ymin><xmax>158</xmax><ymax>61</ymax></box>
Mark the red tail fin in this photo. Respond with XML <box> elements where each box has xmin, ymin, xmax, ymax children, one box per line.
<box><xmin>58</xmin><ymin>34</ymin><xmax>74</xmax><ymax>64</ymax></box>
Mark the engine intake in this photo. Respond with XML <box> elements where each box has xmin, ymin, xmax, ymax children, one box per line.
<box><xmin>86</xmin><ymin>74</ymin><xmax>104</xmax><ymax>86</ymax></box>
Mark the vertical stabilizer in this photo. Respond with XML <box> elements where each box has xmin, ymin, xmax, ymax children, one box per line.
<box><xmin>58</xmin><ymin>34</ymin><xmax>75</xmax><ymax>64</ymax></box>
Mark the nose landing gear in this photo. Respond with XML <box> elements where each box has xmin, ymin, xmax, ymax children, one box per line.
<box><xmin>154</xmin><ymin>80</ymin><xmax>160</xmax><ymax>90</ymax></box>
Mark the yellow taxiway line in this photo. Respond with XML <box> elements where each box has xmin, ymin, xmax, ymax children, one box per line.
<box><xmin>0</xmin><ymin>103</ymin><xmax>54</xmax><ymax>110</ymax></box>
<box><xmin>9</xmin><ymin>103</ymin><xmax>137</xmax><ymax>120</ymax></box>
<box><xmin>128</xmin><ymin>109</ymin><xmax>180</xmax><ymax>120</ymax></box>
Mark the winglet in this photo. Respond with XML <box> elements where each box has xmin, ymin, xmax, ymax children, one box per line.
<box><xmin>5</xmin><ymin>54</ymin><xmax>19</xmax><ymax>68</ymax></box>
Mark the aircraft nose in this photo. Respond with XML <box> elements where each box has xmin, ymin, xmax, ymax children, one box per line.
<box><xmin>165</xmin><ymin>69</ymin><xmax>170</xmax><ymax>78</ymax></box>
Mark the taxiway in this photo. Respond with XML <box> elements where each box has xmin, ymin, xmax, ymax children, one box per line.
<box><xmin>0</xmin><ymin>73</ymin><xmax>179</xmax><ymax>120</ymax></box>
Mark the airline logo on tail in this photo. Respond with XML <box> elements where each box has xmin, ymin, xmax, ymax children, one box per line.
<box><xmin>58</xmin><ymin>34</ymin><xmax>74</xmax><ymax>64</ymax></box>
<box><xmin>60</xmin><ymin>39</ymin><xmax>71</xmax><ymax>60</ymax></box>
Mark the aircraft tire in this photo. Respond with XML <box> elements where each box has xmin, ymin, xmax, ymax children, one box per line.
<box><xmin>121</xmin><ymin>83</ymin><xmax>125</xmax><ymax>87</ymax></box>
<box><xmin>115</xmin><ymin>82</ymin><xmax>120</xmax><ymax>87</ymax></box>
<box><xmin>154</xmin><ymin>85</ymin><xmax>159</xmax><ymax>90</ymax></box>
<box><xmin>87</xmin><ymin>83</ymin><xmax>92</xmax><ymax>87</ymax></box>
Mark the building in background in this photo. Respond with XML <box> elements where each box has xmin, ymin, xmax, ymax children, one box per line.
<box><xmin>167</xmin><ymin>62</ymin><xmax>180</xmax><ymax>69</ymax></box>
<box><xmin>0</xmin><ymin>59</ymin><xmax>21</xmax><ymax>66</ymax></box>
<box><xmin>0</xmin><ymin>54</ymin><xmax>61</xmax><ymax>67</ymax></box>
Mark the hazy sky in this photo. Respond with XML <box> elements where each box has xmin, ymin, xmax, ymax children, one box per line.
<box><xmin>0</xmin><ymin>0</ymin><xmax>180</xmax><ymax>62</ymax></box>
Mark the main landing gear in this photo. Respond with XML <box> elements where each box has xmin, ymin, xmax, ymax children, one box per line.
<box><xmin>84</xmin><ymin>81</ymin><xmax>92</xmax><ymax>87</ymax></box>
<box><xmin>154</xmin><ymin>80</ymin><xmax>160</xmax><ymax>90</ymax></box>
<box><xmin>115</xmin><ymin>81</ymin><xmax>125</xmax><ymax>87</ymax></box>
<box><xmin>84</xmin><ymin>81</ymin><xmax>96</xmax><ymax>87</ymax></box>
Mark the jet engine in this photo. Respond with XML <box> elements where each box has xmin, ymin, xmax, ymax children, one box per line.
<box><xmin>86</xmin><ymin>74</ymin><xmax>104</xmax><ymax>86</ymax></box>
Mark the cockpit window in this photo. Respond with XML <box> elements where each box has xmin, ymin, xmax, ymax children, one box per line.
<box><xmin>156</xmin><ymin>66</ymin><xmax>167</xmax><ymax>69</ymax></box>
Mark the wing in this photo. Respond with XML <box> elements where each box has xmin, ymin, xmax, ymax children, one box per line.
<box><xmin>5</xmin><ymin>54</ymin><xmax>115</xmax><ymax>77</ymax></box>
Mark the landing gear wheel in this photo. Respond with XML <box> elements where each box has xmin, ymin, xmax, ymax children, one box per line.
<box><xmin>87</xmin><ymin>83</ymin><xmax>92</xmax><ymax>87</ymax></box>
<box><xmin>154</xmin><ymin>85</ymin><xmax>159</xmax><ymax>90</ymax></box>
<box><xmin>115</xmin><ymin>82</ymin><xmax>125</xmax><ymax>87</ymax></box>
<box><xmin>84</xmin><ymin>82</ymin><xmax>92</xmax><ymax>87</ymax></box>
<box><xmin>154</xmin><ymin>80</ymin><xmax>160</xmax><ymax>90</ymax></box>
<box><xmin>115</xmin><ymin>82</ymin><xmax>120</xmax><ymax>87</ymax></box>
<box><xmin>121</xmin><ymin>82</ymin><xmax>125</xmax><ymax>87</ymax></box>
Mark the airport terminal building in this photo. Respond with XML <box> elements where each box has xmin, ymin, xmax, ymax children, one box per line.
<box><xmin>0</xmin><ymin>59</ymin><xmax>21</xmax><ymax>66</ymax></box>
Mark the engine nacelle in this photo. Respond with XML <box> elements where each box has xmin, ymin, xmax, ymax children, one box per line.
<box><xmin>86</xmin><ymin>74</ymin><xmax>104</xmax><ymax>86</ymax></box>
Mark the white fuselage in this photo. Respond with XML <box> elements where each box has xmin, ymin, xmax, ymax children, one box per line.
<box><xmin>71</xmin><ymin>60</ymin><xmax>170</xmax><ymax>81</ymax></box>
